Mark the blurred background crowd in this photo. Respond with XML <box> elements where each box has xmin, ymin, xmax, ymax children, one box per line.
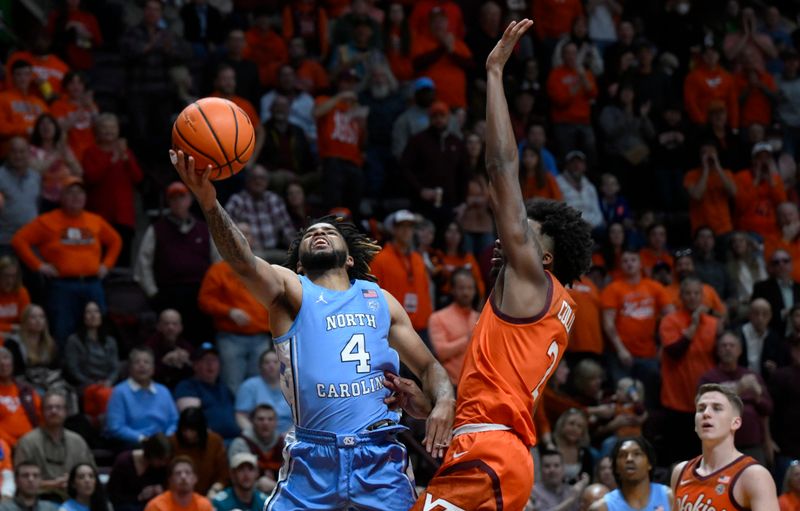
<box><xmin>2</xmin><ymin>0</ymin><xmax>800</xmax><ymax>510</ymax></box>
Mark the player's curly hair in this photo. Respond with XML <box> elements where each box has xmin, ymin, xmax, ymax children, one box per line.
<box><xmin>525</xmin><ymin>199</ymin><xmax>593</xmax><ymax>285</ymax></box>
<box><xmin>285</xmin><ymin>215</ymin><xmax>382</xmax><ymax>282</ymax></box>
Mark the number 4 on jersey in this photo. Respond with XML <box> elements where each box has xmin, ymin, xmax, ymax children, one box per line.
<box><xmin>341</xmin><ymin>333</ymin><xmax>371</xmax><ymax>373</ymax></box>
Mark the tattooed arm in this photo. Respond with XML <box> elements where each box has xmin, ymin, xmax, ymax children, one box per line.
<box><xmin>169</xmin><ymin>150</ymin><xmax>295</xmax><ymax>308</ymax></box>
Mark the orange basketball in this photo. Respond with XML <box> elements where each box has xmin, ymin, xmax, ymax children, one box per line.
<box><xmin>171</xmin><ymin>97</ymin><xmax>255</xmax><ymax>180</ymax></box>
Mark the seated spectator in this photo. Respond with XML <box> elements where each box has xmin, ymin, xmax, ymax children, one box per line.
<box><xmin>701</xmin><ymin>100</ymin><xmax>748</xmax><ymax>172</ymax></box>
<box><xmin>529</xmin><ymin>449</ymin><xmax>590</xmax><ymax>511</ymax></box>
<box><xmin>684</xmin><ymin>42</ymin><xmax>738</xmax><ymax>129</ymax></box>
<box><xmin>0</xmin><ymin>257</ymin><xmax>30</xmax><ymax>332</ymax></box>
<box><xmin>329</xmin><ymin>18</ymin><xmax>387</xmax><ymax>86</ymax></box>
<box><xmin>105</xmin><ymin>347</ymin><xmax>178</xmax><ymax>448</ymax></box>
<box><xmin>552</xmin><ymin>16</ymin><xmax>604</xmax><ymax>77</ymax></box>
<box><xmin>169</xmin><ymin>408</ymin><xmax>228</xmax><ymax>498</ymax></box>
<box><xmin>82</xmin><ymin>113</ymin><xmax>143</xmax><ymax>267</ymax></box>
<box><xmin>11</xmin><ymin>176</ymin><xmax>121</xmax><ymax>345</ymax></box>
<box><xmin>553</xmin><ymin>408</ymin><xmax>594</xmax><ymax>484</ymax></box>
<box><xmin>259</xmin><ymin>65</ymin><xmax>316</xmax><ymax>145</ymax></box>
<box><xmin>593</xmin><ymin>456</ymin><xmax>616</xmax><ymax>491</ymax></box>
<box><xmin>751</xmin><ymin>249</ymin><xmax>800</xmax><ymax>336</ymax></box>
<box><xmin>49</xmin><ymin>72</ymin><xmax>98</xmax><ymax>163</ymax></box>
<box><xmin>556</xmin><ymin>151</ymin><xmax>604</xmax><ymax>231</ymax></box>
<box><xmin>210</xmin><ymin>453</ymin><xmax>267</xmax><ymax>511</ymax></box>
<box><xmin>0</xmin><ymin>438</ymin><xmax>12</xmax><ymax>500</ymax></box>
<box><xmin>659</xmin><ymin>277</ymin><xmax>719</xmax><ymax>464</ymax></box>
<box><xmin>134</xmin><ymin>183</ymin><xmax>214</xmax><ymax>344</ymax></box>
<box><xmin>736</xmin><ymin>48</ymin><xmax>777</xmax><ymax>130</ymax></box>
<box><xmin>60</xmin><ymin>463</ymin><xmax>110</xmax><ymax>511</ymax></box>
<box><xmin>144</xmin><ymin>310</ymin><xmax>194</xmax><ymax>390</ymax></box>
<box><xmin>597</xmin><ymin>174</ymin><xmax>632</xmax><ymax>231</ymax></box>
<box><xmin>288</xmin><ymin>37</ymin><xmax>329</xmax><ymax>95</ymax></box>
<box><xmin>63</xmin><ymin>302</ymin><xmax>119</xmax><ymax>421</ymax></box>
<box><xmin>735</xmin><ymin>142</ymin><xmax>787</xmax><ymax>241</ymax></box>
<box><xmin>0</xmin><ymin>347</ymin><xmax>41</xmax><ymax>447</ymax></box>
<box><xmin>143</xmin><ymin>457</ymin><xmax>212</xmax><ymax>511</ymax></box>
<box><xmin>175</xmin><ymin>343</ymin><xmax>241</xmax><ymax>442</ymax></box>
<box><xmin>779</xmin><ymin>461</ymin><xmax>800</xmax><ymax>511</ymax></box>
<box><xmin>428</xmin><ymin>269</ymin><xmax>479</xmax><ymax>385</ymax></box>
<box><xmin>228</xmin><ymin>405</ymin><xmax>284</xmax><ymax>495</ymax></box>
<box><xmin>723</xmin><ymin>7</ymin><xmax>777</xmax><ymax>73</ymax></box>
<box><xmin>107</xmin><ymin>434</ymin><xmax>172</xmax><ymax>511</ymax></box>
<box><xmin>593</xmin><ymin>223</ymin><xmax>627</xmax><ymax>281</ymax></box>
<box><xmin>234</xmin><ymin>351</ymin><xmax>292</xmax><ymax>436</ymax></box>
<box><xmin>0</xmin><ymin>138</ymin><xmax>41</xmax><ymax>253</ymax></box>
<box><xmin>436</xmin><ymin>222</ymin><xmax>484</xmax><ymax>304</ymax></box>
<box><xmin>14</xmin><ymin>390</ymin><xmax>94</xmax><ymax>501</ymax></box>
<box><xmin>0</xmin><ymin>463</ymin><xmax>58</xmax><ymax>511</ymax></box>
<box><xmin>29</xmin><ymin>114</ymin><xmax>82</xmax><ymax>213</ymax></box>
<box><xmin>639</xmin><ymin>223</ymin><xmax>672</xmax><ymax>277</ymax></box>
<box><xmin>410</xmin><ymin>7</ymin><xmax>473</xmax><ymax>109</ymax></box>
<box><xmin>391</xmin><ymin>77</ymin><xmax>436</xmax><ymax>161</ymax></box>
<box><xmin>597</xmin><ymin>378</ymin><xmax>647</xmax><ymax>458</ymax></box>
<box><xmin>240</xmin><ymin>10</ymin><xmax>286</xmax><ymax>89</ymax></box>
<box><xmin>590</xmin><ymin>438</ymin><xmax>670</xmax><ymax>511</ymax></box>
<box><xmin>519</xmin><ymin>122</ymin><xmax>559</xmax><ymax>176</ymax></box>
<box><xmin>383</xmin><ymin>3</ymin><xmax>413</xmax><ymax>83</ymax></box>
<box><xmin>45</xmin><ymin>0</ymin><xmax>102</xmax><ymax>71</ymax></box>
<box><xmin>727</xmin><ymin>231</ymin><xmax>767</xmax><ymax>320</ymax></box>
<box><xmin>0</xmin><ymin>60</ymin><xmax>48</xmax><ymax>147</ymax></box>
<box><xmin>684</xmin><ymin>142</ymin><xmax>737</xmax><ymax>238</ymax></box>
<box><xmin>283</xmin><ymin>182</ymin><xmax>309</xmax><ymax>232</ymax></box>
<box><xmin>699</xmin><ymin>331</ymin><xmax>773</xmax><ymax>464</ymax></box>
<box><xmin>456</xmin><ymin>174</ymin><xmax>494</xmax><ymax>256</ymax></box>
<box><xmin>225</xmin><ymin>169</ymin><xmax>295</xmax><ymax>264</ymax></box>
<box><xmin>520</xmin><ymin>146</ymin><xmax>562</xmax><ymax>201</ymax></box>
<box><xmin>739</xmin><ymin>299</ymin><xmax>786</xmax><ymax>378</ymax></box>
<box><xmin>257</xmin><ymin>96</ymin><xmax>315</xmax><ymax>191</ymax></box>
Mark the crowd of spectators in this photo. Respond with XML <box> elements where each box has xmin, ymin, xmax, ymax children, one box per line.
<box><xmin>3</xmin><ymin>0</ymin><xmax>800</xmax><ymax>509</ymax></box>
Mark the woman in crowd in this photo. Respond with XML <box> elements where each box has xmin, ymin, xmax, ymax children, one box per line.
<box><xmin>456</xmin><ymin>174</ymin><xmax>494</xmax><ymax>258</ymax></box>
<box><xmin>63</xmin><ymin>301</ymin><xmax>119</xmax><ymax>422</ymax></box>
<box><xmin>0</xmin><ymin>256</ymin><xmax>30</xmax><ymax>333</ymax></box>
<box><xmin>29</xmin><ymin>113</ymin><xmax>83</xmax><ymax>212</ymax></box>
<box><xmin>169</xmin><ymin>407</ymin><xmax>228</xmax><ymax>497</ymax></box>
<box><xmin>383</xmin><ymin>2</ymin><xmax>413</xmax><ymax>83</ymax></box>
<box><xmin>726</xmin><ymin>231</ymin><xmax>767</xmax><ymax>321</ymax></box>
<box><xmin>284</xmin><ymin>181</ymin><xmax>310</xmax><ymax>231</ymax></box>
<box><xmin>436</xmin><ymin>222</ymin><xmax>485</xmax><ymax>306</ymax></box>
<box><xmin>107</xmin><ymin>433</ymin><xmax>172</xmax><ymax>511</ymax></box>
<box><xmin>50</xmin><ymin>71</ymin><xmax>99</xmax><ymax>163</ymax></box>
<box><xmin>552</xmin><ymin>408</ymin><xmax>595</xmax><ymax>484</ymax></box>
<box><xmin>520</xmin><ymin>146</ymin><xmax>562</xmax><ymax>201</ymax></box>
<box><xmin>60</xmin><ymin>463</ymin><xmax>111</xmax><ymax>511</ymax></box>
<box><xmin>593</xmin><ymin>222</ymin><xmax>627</xmax><ymax>281</ymax></box>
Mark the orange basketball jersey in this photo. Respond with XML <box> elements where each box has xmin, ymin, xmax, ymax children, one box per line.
<box><xmin>675</xmin><ymin>455</ymin><xmax>758</xmax><ymax>511</ymax></box>
<box><xmin>455</xmin><ymin>271</ymin><xmax>575</xmax><ymax>447</ymax></box>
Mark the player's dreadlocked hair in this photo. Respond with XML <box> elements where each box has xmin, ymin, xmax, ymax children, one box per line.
<box><xmin>525</xmin><ymin>199</ymin><xmax>593</xmax><ymax>285</ymax></box>
<box><xmin>285</xmin><ymin>215</ymin><xmax>382</xmax><ymax>282</ymax></box>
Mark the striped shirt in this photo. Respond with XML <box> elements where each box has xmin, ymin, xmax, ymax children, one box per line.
<box><xmin>225</xmin><ymin>191</ymin><xmax>296</xmax><ymax>251</ymax></box>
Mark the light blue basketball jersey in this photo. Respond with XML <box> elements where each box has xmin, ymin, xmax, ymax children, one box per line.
<box><xmin>605</xmin><ymin>483</ymin><xmax>672</xmax><ymax>511</ymax></box>
<box><xmin>273</xmin><ymin>275</ymin><xmax>400</xmax><ymax>433</ymax></box>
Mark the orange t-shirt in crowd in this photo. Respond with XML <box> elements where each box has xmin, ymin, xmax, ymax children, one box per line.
<box><xmin>779</xmin><ymin>492</ymin><xmax>800</xmax><ymax>511</ymax></box>
<box><xmin>522</xmin><ymin>173</ymin><xmax>563</xmax><ymax>201</ymax></box>
<box><xmin>665</xmin><ymin>281</ymin><xmax>727</xmax><ymax>317</ymax></box>
<box><xmin>683</xmin><ymin>65</ymin><xmax>739</xmax><ymax>126</ymax></box>
<box><xmin>0</xmin><ymin>88</ymin><xmax>48</xmax><ymax>140</ymax></box>
<box><xmin>315</xmin><ymin>96</ymin><xmax>363</xmax><ymax>166</ymax></box>
<box><xmin>0</xmin><ymin>438</ymin><xmax>10</xmax><ymax>472</ymax></box>
<box><xmin>546</xmin><ymin>66</ymin><xmax>598</xmax><ymax>125</ymax></box>
<box><xmin>410</xmin><ymin>34</ymin><xmax>472</xmax><ymax>108</ymax></box>
<box><xmin>427</xmin><ymin>303</ymin><xmax>480</xmax><ymax>385</ymax></box>
<box><xmin>456</xmin><ymin>272</ymin><xmax>575</xmax><ymax>447</ymax></box>
<box><xmin>764</xmin><ymin>236</ymin><xmax>800</xmax><ymax>282</ymax></box>
<box><xmin>0</xmin><ymin>287</ymin><xmax>30</xmax><ymax>333</ymax></box>
<box><xmin>210</xmin><ymin>92</ymin><xmax>260</xmax><ymax>127</ymax></box>
<box><xmin>600</xmin><ymin>277</ymin><xmax>672</xmax><ymax>358</ymax></box>
<box><xmin>6</xmin><ymin>51</ymin><xmax>70</xmax><ymax>98</ymax></box>
<box><xmin>735</xmin><ymin>70</ymin><xmax>777</xmax><ymax>128</ymax></box>
<box><xmin>242</xmin><ymin>28</ymin><xmax>288</xmax><ymax>87</ymax></box>
<box><xmin>198</xmin><ymin>261</ymin><xmax>270</xmax><ymax>335</ymax></box>
<box><xmin>0</xmin><ymin>382</ymin><xmax>42</xmax><ymax>447</ymax></box>
<box><xmin>734</xmin><ymin>170</ymin><xmax>786</xmax><ymax>240</ymax></box>
<box><xmin>11</xmin><ymin>209</ymin><xmax>122</xmax><ymax>278</ymax></box>
<box><xmin>439</xmin><ymin>252</ymin><xmax>485</xmax><ymax>300</ymax></box>
<box><xmin>371</xmin><ymin>242</ymin><xmax>433</xmax><ymax>331</ymax></box>
<box><xmin>49</xmin><ymin>96</ymin><xmax>97</xmax><ymax>162</ymax></box>
<box><xmin>639</xmin><ymin>248</ymin><xmax>674</xmax><ymax>277</ymax></box>
<box><xmin>567</xmin><ymin>276</ymin><xmax>603</xmax><ymax>355</ymax></box>
<box><xmin>533</xmin><ymin>0</ymin><xmax>584</xmax><ymax>40</ymax></box>
<box><xmin>683</xmin><ymin>167</ymin><xmax>736</xmax><ymax>236</ymax></box>
<box><xmin>144</xmin><ymin>491</ymin><xmax>213</xmax><ymax>511</ymax></box>
<box><xmin>659</xmin><ymin>309</ymin><xmax>718</xmax><ymax>412</ymax></box>
<box><xmin>295</xmin><ymin>59</ymin><xmax>330</xmax><ymax>94</ymax></box>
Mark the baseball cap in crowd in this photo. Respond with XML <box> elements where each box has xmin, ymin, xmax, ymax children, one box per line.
<box><xmin>751</xmin><ymin>141</ymin><xmax>773</xmax><ymax>156</ymax></box>
<box><xmin>565</xmin><ymin>150</ymin><xmax>587</xmax><ymax>162</ymax></box>
<box><xmin>192</xmin><ymin>342</ymin><xmax>219</xmax><ymax>361</ymax></box>
<box><xmin>429</xmin><ymin>100</ymin><xmax>449</xmax><ymax>116</ymax></box>
<box><xmin>385</xmin><ymin>209</ymin><xmax>417</xmax><ymax>230</ymax></box>
<box><xmin>167</xmin><ymin>182</ymin><xmax>190</xmax><ymax>198</ymax></box>
<box><xmin>230</xmin><ymin>453</ymin><xmax>258</xmax><ymax>469</ymax></box>
<box><xmin>62</xmin><ymin>175</ymin><xmax>85</xmax><ymax>190</ymax></box>
<box><xmin>414</xmin><ymin>77</ymin><xmax>435</xmax><ymax>92</ymax></box>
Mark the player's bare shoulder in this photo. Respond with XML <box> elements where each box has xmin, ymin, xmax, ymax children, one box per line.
<box><xmin>733</xmin><ymin>463</ymin><xmax>779</xmax><ymax>511</ymax></box>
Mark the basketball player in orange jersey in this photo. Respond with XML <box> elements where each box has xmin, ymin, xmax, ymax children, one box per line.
<box><xmin>411</xmin><ymin>18</ymin><xmax>593</xmax><ymax>511</ymax></box>
<box><xmin>671</xmin><ymin>384</ymin><xmax>778</xmax><ymax>511</ymax></box>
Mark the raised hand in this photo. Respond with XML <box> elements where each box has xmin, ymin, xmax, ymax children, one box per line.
<box><xmin>486</xmin><ymin>19</ymin><xmax>534</xmax><ymax>72</ymax></box>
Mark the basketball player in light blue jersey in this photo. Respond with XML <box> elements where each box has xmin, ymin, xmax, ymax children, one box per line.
<box><xmin>170</xmin><ymin>149</ymin><xmax>455</xmax><ymax>511</ymax></box>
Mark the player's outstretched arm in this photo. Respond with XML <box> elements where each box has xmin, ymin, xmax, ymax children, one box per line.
<box><xmin>383</xmin><ymin>290</ymin><xmax>455</xmax><ymax>458</ymax></box>
<box><xmin>485</xmin><ymin>20</ymin><xmax>548</xmax><ymax>294</ymax></box>
<box><xmin>739</xmin><ymin>465</ymin><xmax>779</xmax><ymax>511</ymax></box>
<box><xmin>169</xmin><ymin>150</ymin><xmax>293</xmax><ymax>308</ymax></box>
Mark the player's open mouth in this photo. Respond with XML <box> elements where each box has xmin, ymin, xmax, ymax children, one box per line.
<box><xmin>701</xmin><ymin>422</ymin><xmax>713</xmax><ymax>430</ymax></box>
<box><xmin>313</xmin><ymin>238</ymin><xmax>330</xmax><ymax>249</ymax></box>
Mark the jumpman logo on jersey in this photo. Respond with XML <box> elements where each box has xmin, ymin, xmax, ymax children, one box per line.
<box><xmin>316</xmin><ymin>292</ymin><xmax>328</xmax><ymax>304</ymax></box>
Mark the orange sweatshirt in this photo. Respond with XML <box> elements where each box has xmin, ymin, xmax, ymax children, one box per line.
<box><xmin>0</xmin><ymin>88</ymin><xmax>48</xmax><ymax>139</ymax></box>
<box><xmin>683</xmin><ymin>65</ymin><xmax>739</xmax><ymax>126</ymax></box>
<box><xmin>371</xmin><ymin>242</ymin><xmax>433</xmax><ymax>331</ymax></box>
<box><xmin>11</xmin><ymin>209</ymin><xmax>121</xmax><ymax>277</ymax></box>
<box><xmin>546</xmin><ymin>66</ymin><xmax>597</xmax><ymax>125</ymax></box>
<box><xmin>198</xmin><ymin>261</ymin><xmax>270</xmax><ymax>335</ymax></box>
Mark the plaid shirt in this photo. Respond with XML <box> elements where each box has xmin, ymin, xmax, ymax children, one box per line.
<box><xmin>226</xmin><ymin>191</ymin><xmax>296</xmax><ymax>250</ymax></box>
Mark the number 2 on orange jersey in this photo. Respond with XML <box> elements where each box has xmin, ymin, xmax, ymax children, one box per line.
<box><xmin>531</xmin><ymin>340</ymin><xmax>559</xmax><ymax>402</ymax></box>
